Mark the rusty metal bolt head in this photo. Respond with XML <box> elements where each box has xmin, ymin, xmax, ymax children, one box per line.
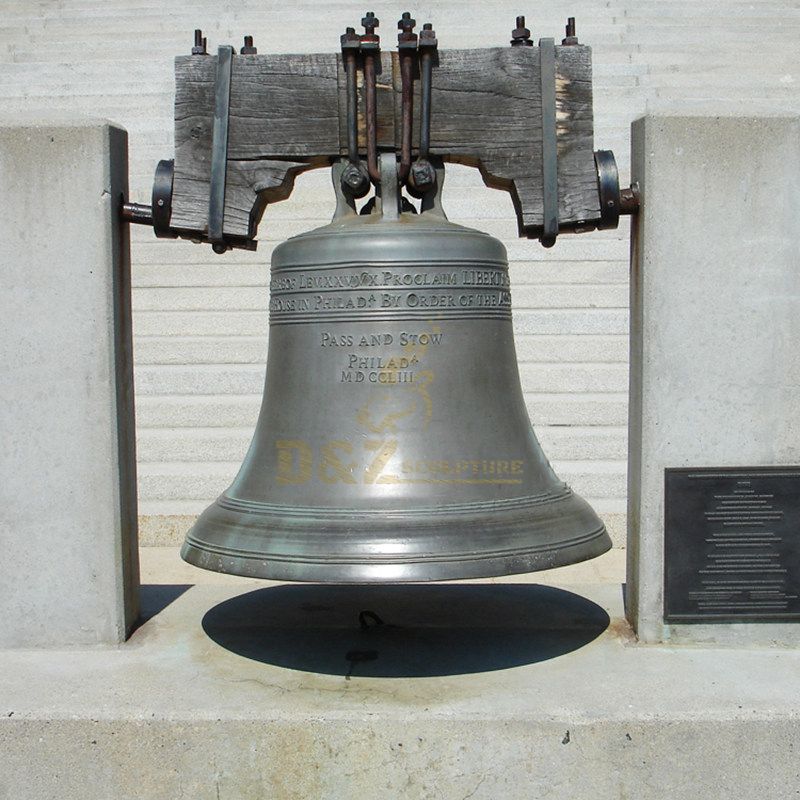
<box><xmin>419</xmin><ymin>22</ymin><xmax>437</xmax><ymax>47</ymax></box>
<box><xmin>562</xmin><ymin>16</ymin><xmax>579</xmax><ymax>45</ymax></box>
<box><xmin>240</xmin><ymin>35</ymin><xmax>257</xmax><ymax>55</ymax></box>
<box><xmin>361</xmin><ymin>11</ymin><xmax>379</xmax><ymax>34</ymax></box>
<box><xmin>398</xmin><ymin>11</ymin><xmax>416</xmax><ymax>30</ymax></box>
<box><xmin>361</xmin><ymin>11</ymin><xmax>380</xmax><ymax>45</ymax></box>
<box><xmin>341</xmin><ymin>163</ymin><xmax>371</xmax><ymax>198</ymax></box>
<box><xmin>409</xmin><ymin>159</ymin><xmax>437</xmax><ymax>193</ymax></box>
<box><xmin>511</xmin><ymin>15</ymin><xmax>532</xmax><ymax>46</ymax></box>
<box><xmin>341</xmin><ymin>26</ymin><xmax>361</xmax><ymax>49</ymax></box>
<box><xmin>397</xmin><ymin>11</ymin><xmax>417</xmax><ymax>46</ymax></box>
<box><xmin>192</xmin><ymin>28</ymin><xmax>207</xmax><ymax>55</ymax></box>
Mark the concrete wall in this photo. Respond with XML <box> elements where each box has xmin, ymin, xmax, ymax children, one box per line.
<box><xmin>1</xmin><ymin>1</ymin><xmax>797</xmax><ymax>545</ymax></box>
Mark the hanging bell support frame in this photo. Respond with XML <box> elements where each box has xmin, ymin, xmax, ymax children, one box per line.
<box><xmin>123</xmin><ymin>14</ymin><xmax>639</xmax><ymax>248</ymax></box>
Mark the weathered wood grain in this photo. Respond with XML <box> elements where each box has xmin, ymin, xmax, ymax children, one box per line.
<box><xmin>171</xmin><ymin>45</ymin><xmax>600</xmax><ymax>241</ymax></box>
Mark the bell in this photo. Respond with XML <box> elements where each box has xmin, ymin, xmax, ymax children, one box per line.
<box><xmin>181</xmin><ymin>156</ymin><xmax>611</xmax><ymax>581</ymax></box>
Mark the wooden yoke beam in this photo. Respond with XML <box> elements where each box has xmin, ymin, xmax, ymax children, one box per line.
<box><xmin>169</xmin><ymin>44</ymin><xmax>600</xmax><ymax>243</ymax></box>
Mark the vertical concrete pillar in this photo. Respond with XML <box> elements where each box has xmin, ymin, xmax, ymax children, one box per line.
<box><xmin>627</xmin><ymin>111</ymin><xmax>800</xmax><ymax>643</ymax></box>
<box><xmin>0</xmin><ymin>117</ymin><xmax>139</xmax><ymax>647</ymax></box>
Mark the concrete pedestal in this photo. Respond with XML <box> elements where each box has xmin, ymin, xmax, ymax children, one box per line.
<box><xmin>0</xmin><ymin>117</ymin><xmax>139</xmax><ymax>647</ymax></box>
<box><xmin>0</xmin><ymin>553</ymin><xmax>798</xmax><ymax>800</ymax></box>
<box><xmin>627</xmin><ymin>111</ymin><xmax>800</xmax><ymax>643</ymax></box>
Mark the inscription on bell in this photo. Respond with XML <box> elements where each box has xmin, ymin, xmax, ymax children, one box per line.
<box><xmin>269</xmin><ymin>265</ymin><xmax>513</xmax><ymax>323</ymax></box>
<box><xmin>320</xmin><ymin>331</ymin><xmax>444</xmax><ymax>347</ymax></box>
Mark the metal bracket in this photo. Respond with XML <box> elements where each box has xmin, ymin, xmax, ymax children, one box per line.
<box><xmin>538</xmin><ymin>37</ymin><xmax>558</xmax><ymax>248</ymax></box>
<box><xmin>594</xmin><ymin>150</ymin><xmax>621</xmax><ymax>230</ymax></box>
<box><xmin>208</xmin><ymin>44</ymin><xmax>234</xmax><ymax>254</ymax></box>
<box><xmin>152</xmin><ymin>159</ymin><xmax>177</xmax><ymax>238</ymax></box>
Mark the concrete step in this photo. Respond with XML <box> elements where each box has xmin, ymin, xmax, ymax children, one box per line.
<box><xmin>2</xmin><ymin>568</ymin><xmax>797</xmax><ymax>800</ymax></box>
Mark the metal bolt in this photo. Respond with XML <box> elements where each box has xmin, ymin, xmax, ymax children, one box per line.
<box><xmin>341</xmin><ymin>163</ymin><xmax>371</xmax><ymax>198</ymax></box>
<box><xmin>409</xmin><ymin>159</ymin><xmax>436</xmax><ymax>193</ymax></box>
<box><xmin>192</xmin><ymin>28</ymin><xmax>208</xmax><ymax>55</ymax></box>
<box><xmin>341</xmin><ymin>25</ymin><xmax>361</xmax><ymax>49</ymax></box>
<box><xmin>620</xmin><ymin>183</ymin><xmax>640</xmax><ymax>215</ymax></box>
<box><xmin>398</xmin><ymin>11</ymin><xmax>416</xmax><ymax>33</ymax></box>
<box><xmin>511</xmin><ymin>15</ymin><xmax>532</xmax><ymax>47</ymax></box>
<box><xmin>362</xmin><ymin>11</ymin><xmax>378</xmax><ymax>35</ymax></box>
<box><xmin>361</xmin><ymin>11</ymin><xmax>380</xmax><ymax>45</ymax></box>
<box><xmin>562</xmin><ymin>17</ymin><xmax>579</xmax><ymax>45</ymax></box>
<box><xmin>419</xmin><ymin>21</ymin><xmax>437</xmax><ymax>47</ymax></box>
<box><xmin>397</xmin><ymin>11</ymin><xmax>417</xmax><ymax>47</ymax></box>
<box><xmin>240</xmin><ymin>35</ymin><xmax>257</xmax><ymax>55</ymax></box>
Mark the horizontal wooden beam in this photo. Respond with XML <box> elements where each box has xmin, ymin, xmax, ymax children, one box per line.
<box><xmin>170</xmin><ymin>44</ymin><xmax>600</xmax><ymax>241</ymax></box>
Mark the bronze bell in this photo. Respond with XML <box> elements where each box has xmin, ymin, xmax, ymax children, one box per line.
<box><xmin>181</xmin><ymin>155</ymin><xmax>611</xmax><ymax>581</ymax></box>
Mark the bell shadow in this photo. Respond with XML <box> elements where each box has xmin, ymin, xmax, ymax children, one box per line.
<box><xmin>201</xmin><ymin>583</ymin><xmax>610</xmax><ymax>678</ymax></box>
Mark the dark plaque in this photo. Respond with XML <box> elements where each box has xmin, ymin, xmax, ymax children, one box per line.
<box><xmin>664</xmin><ymin>467</ymin><xmax>800</xmax><ymax>623</ymax></box>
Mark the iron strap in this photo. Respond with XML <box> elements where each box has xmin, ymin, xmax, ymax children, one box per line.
<box><xmin>538</xmin><ymin>37</ymin><xmax>558</xmax><ymax>247</ymax></box>
<box><xmin>208</xmin><ymin>44</ymin><xmax>234</xmax><ymax>249</ymax></box>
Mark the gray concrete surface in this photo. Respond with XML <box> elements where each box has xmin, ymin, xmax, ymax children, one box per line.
<box><xmin>0</xmin><ymin>116</ymin><xmax>139</xmax><ymax>647</ymax></box>
<box><xmin>627</xmin><ymin>110</ymin><xmax>800</xmax><ymax>644</ymax></box>
<box><xmin>0</xmin><ymin>568</ymin><xmax>798</xmax><ymax>799</ymax></box>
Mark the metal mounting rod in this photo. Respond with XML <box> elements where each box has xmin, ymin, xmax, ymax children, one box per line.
<box><xmin>397</xmin><ymin>12</ymin><xmax>417</xmax><ymax>185</ymax></box>
<box><xmin>418</xmin><ymin>30</ymin><xmax>434</xmax><ymax>161</ymax></box>
<box><xmin>339</xmin><ymin>25</ymin><xmax>370</xmax><ymax>197</ymax></box>
<box><xmin>408</xmin><ymin>22</ymin><xmax>437</xmax><ymax>194</ymax></box>
<box><xmin>361</xmin><ymin>12</ymin><xmax>381</xmax><ymax>185</ymax></box>
<box><xmin>120</xmin><ymin>201</ymin><xmax>153</xmax><ymax>225</ymax></box>
<box><xmin>341</xmin><ymin>28</ymin><xmax>360</xmax><ymax>165</ymax></box>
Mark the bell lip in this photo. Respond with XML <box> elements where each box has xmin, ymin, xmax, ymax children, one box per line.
<box><xmin>180</xmin><ymin>521</ymin><xmax>612</xmax><ymax>584</ymax></box>
<box><xmin>180</xmin><ymin>528</ymin><xmax>611</xmax><ymax>583</ymax></box>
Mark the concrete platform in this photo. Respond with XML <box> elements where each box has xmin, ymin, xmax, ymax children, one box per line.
<box><xmin>0</xmin><ymin>547</ymin><xmax>798</xmax><ymax>799</ymax></box>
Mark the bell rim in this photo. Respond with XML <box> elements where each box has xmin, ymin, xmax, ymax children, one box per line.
<box><xmin>180</xmin><ymin>486</ymin><xmax>611</xmax><ymax>583</ymax></box>
<box><xmin>180</xmin><ymin>524</ymin><xmax>611</xmax><ymax>583</ymax></box>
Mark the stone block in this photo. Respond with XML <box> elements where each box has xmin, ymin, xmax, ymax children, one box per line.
<box><xmin>0</xmin><ymin>116</ymin><xmax>139</xmax><ymax>647</ymax></box>
<box><xmin>627</xmin><ymin>110</ymin><xmax>800</xmax><ymax>644</ymax></box>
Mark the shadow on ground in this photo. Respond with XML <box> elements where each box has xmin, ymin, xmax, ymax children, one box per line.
<box><xmin>201</xmin><ymin>583</ymin><xmax>610</xmax><ymax>678</ymax></box>
<box><xmin>139</xmin><ymin>584</ymin><xmax>193</xmax><ymax>623</ymax></box>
